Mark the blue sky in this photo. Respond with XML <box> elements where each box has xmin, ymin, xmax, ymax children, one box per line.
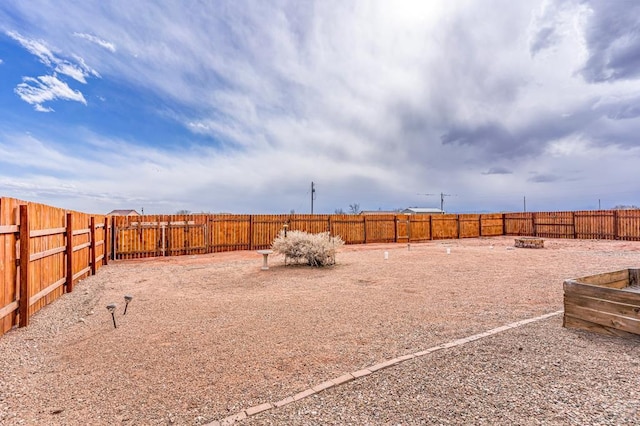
<box><xmin>0</xmin><ymin>0</ymin><xmax>639</xmax><ymax>214</ymax></box>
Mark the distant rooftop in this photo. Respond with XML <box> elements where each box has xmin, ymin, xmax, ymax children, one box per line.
<box><xmin>402</xmin><ymin>207</ymin><xmax>445</xmax><ymax>214</ymax></box>
<box><xmin>107</xmin><ymin>209</ymin><xmax>140</xmax><ymax>216</ymax></box>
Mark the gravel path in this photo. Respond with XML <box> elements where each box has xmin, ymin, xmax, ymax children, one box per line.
<box><xmin>0</xmin><ymin>237</ymin><xmax>639</xmax><ymax>425</ymax></box>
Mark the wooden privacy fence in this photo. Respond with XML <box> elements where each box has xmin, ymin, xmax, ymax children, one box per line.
<box><xmin>112</xmin><ymin>210</ymin><xmax>640</xmax><ymax>260</ymax></box>
<box><xmin>0</xmin><ymin>197</ymin><xmax>110</xmax><ymax>337</ymax></box>
<box><xmin>504</xmin><ymin>210</ymin><xmax>640</xmax><ymax>240</ymax></box>
<box><xmin>112</xmin><ymin>212</ymin><xmax>508</xmax><ymax>259</ymax></box>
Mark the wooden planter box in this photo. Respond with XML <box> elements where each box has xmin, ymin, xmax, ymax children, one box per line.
<box><xmin>563</xmin><ymin>269</ymin><xmax>640</xmax><ymax>339</ymax></box>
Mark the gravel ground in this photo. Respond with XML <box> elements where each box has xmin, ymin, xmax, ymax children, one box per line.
<box><xmin>247</xmin><ymin>315</ymin><xmax>640</xmax><ymax>425</ymax></box>
<box><xmin>0</xmin><ymin>236</ymin><xmax>639</xmax><ymax>425</ymax></box>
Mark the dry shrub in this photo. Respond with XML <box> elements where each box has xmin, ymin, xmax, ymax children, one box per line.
<box><xmin>271</xmin><ymin>230</ymin><xmax>345</xmax><ymax>267</ymax></box>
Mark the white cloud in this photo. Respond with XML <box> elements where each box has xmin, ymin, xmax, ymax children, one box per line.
<box><xmin>73</xmin><ymin>32</ymin><xmax>116</xmax><ymax>52</ymax></box>
<box><xmin>0</xmin><ymin>58</ymin><xmax>3</xmax><ymax>64</ymax></box>
<box><xmin>6</xmin><ymin>30</ymin><xmax>98</xmax><ymax>110</ymax></box>
<box><xmin>15</xmin><ymin>75</ymin><xmax>87</xmax><ymax>111</ymax></box>
<box><xmin>7</xmin><ymin>31</ymin><xmax>99</xmax><ymax>83</ymax></box>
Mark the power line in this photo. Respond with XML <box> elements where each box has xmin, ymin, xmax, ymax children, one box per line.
<box><xmin>417</xmin><ymin>192</ymin><xmax>455</xmax><ymax>212</ymax></box>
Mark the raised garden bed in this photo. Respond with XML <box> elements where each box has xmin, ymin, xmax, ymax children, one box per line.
<box><xmin>563</xmin><ymin>268</ymin><xmax>640</xmax><ymax>339</ymax></box>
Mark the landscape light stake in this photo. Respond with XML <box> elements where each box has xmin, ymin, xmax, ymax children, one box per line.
<box><xmin>107</xmin><ymin>304</ymin><xmax>117</xmax><ymax>328</ymax></box>
<box><xmin>124</xmin><ymin>295</ymin><xmax>133</xmax><ymax>315</ymax></box>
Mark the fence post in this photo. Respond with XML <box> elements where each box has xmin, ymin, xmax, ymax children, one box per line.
<box><xmin>532</xmin><ymin>213</ymin><xmax>537</xmax><ymax>237</ymax></box>
<box><xmin>156</xmin><ymin>216</ymin><xmax>162</xmax><ymax>257</ymax></box>
<box><xmin>90</xmin><ymin>216</ymin><xmax>96</xmax><ymax>275</ymax></box>
<box><xmin>205</xmin><ymin>216</ymin><xmax>211</xmax><ymax>253</ymax></box>
<box><xmin>572</xmin><ymin>212</ymin><xmax>577</xmax><ymax>239</ymax></box>
<box><xmin>478</xmin><ymin>215</ymin><xmax>483</xmax><ymax>237</ymax></box>
<box><xmin>103</xmin><ymin>217</ymin><xmax>109</xmax><ymax>265</ymax></box>
<box><xmin>111</xmin><ymin>216</ymin><xmax>117</xmax><ymax>261</ymax></box>
<box><xmin>394</xmin><ymin>216</ymin><xmax>398</xmax><ymax>243</ymax></box>
<box><xmin>456</xmin><ymin>215</ymin><xmax>461</xmax><ymax>239</ymax></box>
<box><xmin>248</xmin><ymin>215</ymin><xmax>253</xmax><ymax>250</ymax></box>
<box><xmin>66</xmin><ymin>213</ymin><xmax>74</xmax><ymax>293</ymax></box>
<box><xmin>613</xmin><ymin>210</ymin><xmax>619</xmax><ymax>240</ymax></box>
<box><xmin>328</xmin><ymin>216</ymin><xmax>332</xmax><ymax>236</ymax></box>
<box><xmin>363</xmin><ymin>216</ymin><xmax>367</xmax><ymax>244</ymax></box>
<box><xmin>18</xmin><ymin>205</ymin><xmax>30</xmax><ymax>327</ymax></box>
<box><xmin>502</xmin><ymin>213</ymin><xmax>506</xmax><ymax>235</ymax></box>
<box><xmin>429</xmin><ymin>215</ymin><xmax>433</xmax><ymax>240</ymax></box>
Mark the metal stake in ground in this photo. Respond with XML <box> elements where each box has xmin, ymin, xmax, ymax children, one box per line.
<box><xmin>124</xmin><ymin>295</ymin><xmax>133</xmax><ymax>315</ymax></box>
<box><xmin>106</xmin><ymin>304</ymin><xmax>117</xmax><ymax>328</ymax></box>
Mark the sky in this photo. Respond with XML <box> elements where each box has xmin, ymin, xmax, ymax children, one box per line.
<box><xmin>0</xmin><ymin>0</ymin><xmax>639</xmax><ymax>215</ymax></box>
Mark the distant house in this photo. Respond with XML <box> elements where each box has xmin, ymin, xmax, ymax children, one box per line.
<box><xmin>107</xmin><ymin>209</ymin><xmax>140</xmax><ymax>216</ymax></box>
<box><xmin>401</xmin><ymin>207</ymin><xmax>445</xmax><ymax>215</ymax></box>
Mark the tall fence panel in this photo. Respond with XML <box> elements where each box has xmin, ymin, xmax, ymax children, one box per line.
<box><xmin>114</xmin><ymin>215</ymin><xmax>160</xmax><ymax>259</ymax></box>
<box><xmin>572</xmin><ymin>211</ymin><xmax>614</xmax><ymax>239</ymax></box>
<box><xmin>615</xmin><ymin>210</ymin><xmax>640</xmax><ymax>241</ymax></box>
<box><xmin>364</xmin><ymin>215</ymin><xmax>396</xmax><ymax>243</ymax></box>
<box><xmin>534</xmin><ymin>211</ymin><xmax>575</xmax><ymax>238</ymax></box>
<box><xmin>252</xmin><ymin>215</ymin><xmax>288</xmax><ymax>250</ymax></box>
<box><xmin>165</xmin><ymin>214</ymin><xmax>207</xmax><ymax>256</ymax></box>
<box><xmin>459</xmin><ymin>214</ymin><xmax>480</xmax><ymax>238</ymax></box>
<box><xmin>288</xmin><ymin>215</ymin><xmax>331</xmax><ymax>235</ymax></box>
<box><xmin>210</xmin><ymin>215</ymin><xmax>250</xmax><ymax>253</ymax></box>
<box><xmin>480</xmin><ymin>213</ymin><xmax>504</xmax><ymax>236</ymax></box>
<box><xmin>330</xmin><ymin>215</ymin><xmax>365</xmax><ymax>244</ymax></box>
<box><xmin>431</xmin><ymin>214</ymin><xmax>459</xmax><ymax>239</ymax></box>
<box><xmin>28</xmin><ymin>202</ymin><xmax>66</xmax><ymax>317</ymax></box>
<box><xmin>504</xmin><ymin>213</ymin><xmax>534</xmax><ymax>235</ymax></box>
<box><xmin>408</xmin><ymin>215</ymin><xmax>432</xmax><ymax>242</ymax></box>
<box><xmin>0</xmin><ymin>197</ymin><xmax>109</xmax><ymax>336</ymax></box>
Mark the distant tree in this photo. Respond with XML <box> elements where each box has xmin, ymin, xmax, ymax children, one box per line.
<box><xmin>348</xmin><ymin>203</ymin><xmax>361</xmax><ymax>215</ymax></box>
<box><xmin>176</xmin><ymin>209</ymin><xmax>191</xmax><ymax>214</ymax></box>
<box><xmin>613</xmin><ymin>205</ymin><xmax>640</xmax><ymax>210</ymax></box>
<box><xmin>290</xmin><ymin>209</ymin><xmax>296</xmax><ymax>214</ymax></box>
<box><xmin>334</xmin><ymin>208</ymin><xmax>345</xmax><ymax>214</ymax></box>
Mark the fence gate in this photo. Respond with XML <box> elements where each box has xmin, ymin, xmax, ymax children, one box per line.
<box><xmin>396</xmin><ymin>216</ymin><xmax>410</xmax><ymax>243</ymax></box>
<box><xmin>114</xmin><ymin>220</ymin><xmax>206</xmax><ymax>259</ymax></box>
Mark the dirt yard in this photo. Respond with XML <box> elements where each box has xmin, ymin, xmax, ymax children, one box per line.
<box><xmin>1</xmin><ymin>236</ymin><xmax>639</xmax><ymax>425</ymax></box>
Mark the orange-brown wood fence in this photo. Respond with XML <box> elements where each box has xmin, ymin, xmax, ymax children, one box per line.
<box><xmin>3</xmin><ymin>194</ymin><xmax>640</xmax><ymax>337</ymax></box>
<box><xmin>0</xmin><ymin>197</ymin><xmax>110</xmax><ymax>337</ymax></box>
<box><xmin>111</xmin><ymin>209</ymin><xmax>640</xmax><ymax>260</ymax></box>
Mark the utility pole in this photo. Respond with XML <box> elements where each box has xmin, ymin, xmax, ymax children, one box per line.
<box><xmin>598</xmin><ymin>199</ymin><xmax>601</xmax><ymax>210</ymax></box>
<box><xmin>523</xmin><ymin>196</ymin><xmax>526</xmax><ymax>212</ymax></box>
<box><xmin>440</xmin><ymin>192</ymin><xmax>452</xmax><ymax>212</ymax></box>
<box><xmin>417</xmin><ymin>192</ymin><xmax>452</xmax><ymax>212</ymax></box>
<box><xmin>311</xmin><ymin>181</ymin><xmax>316</xmax><ymax>214</ymax></box>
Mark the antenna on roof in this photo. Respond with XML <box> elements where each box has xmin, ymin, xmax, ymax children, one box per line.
<box><xmin>417</xmin><ymin>192</ymin><xmax>455</xmax><ymax>212</ymax></box>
